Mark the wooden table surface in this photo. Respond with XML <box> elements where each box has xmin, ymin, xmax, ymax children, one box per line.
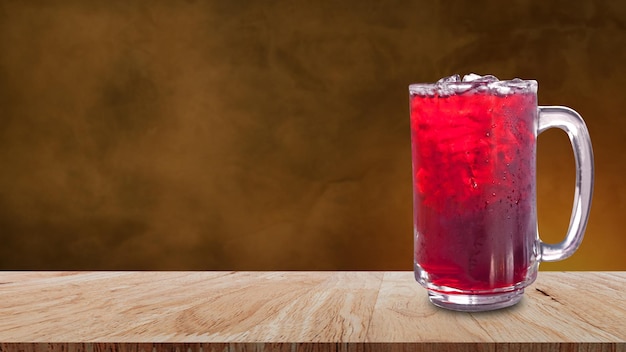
<box><xmin>0</xmin><ymin>271</ymin><xmax>624</xmax><ymax>351</ymax></box>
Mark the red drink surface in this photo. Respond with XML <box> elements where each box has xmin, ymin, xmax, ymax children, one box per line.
<box><xmin>410</xmin><ymin>89</ymin><xmax>538</xmax><ymax>292</ymax></box>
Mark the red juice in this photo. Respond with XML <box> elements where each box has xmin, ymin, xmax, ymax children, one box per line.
<box><xmin>410</xmin><ymin>88</ymin><xmax>538</xmax><ymax>293</ymax></box>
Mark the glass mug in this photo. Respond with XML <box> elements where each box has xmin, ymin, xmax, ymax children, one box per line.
<box><xmin>409</xmin><ymin>74</ymin><xmax>594</xmax><ymax>311</ymax></box>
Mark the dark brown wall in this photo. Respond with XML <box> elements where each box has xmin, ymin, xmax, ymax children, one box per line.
<box><xmin>1</xmin><ymin>1</ymin><xmax>624</xmax><ymax>270</ymax></box>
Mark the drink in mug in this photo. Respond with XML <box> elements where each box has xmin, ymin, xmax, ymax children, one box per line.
<box><xmin>409</xmin><ymin>74</ymin><xmax>593</xmax><ymax>311</ymax></box>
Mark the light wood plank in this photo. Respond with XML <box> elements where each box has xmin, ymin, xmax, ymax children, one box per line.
<box><xmin>366</xmin><ymin>272</ymin><xmax>626</xmax><ymax>343</ymax></box>
<box><xmin>0</xmin><ymin>271</ymin><xmax>383</xmax><ymax>342</ymax></box>
<box><xmin>0</xmin><ymin>271</ymin><xmax>624</xmax><ymax>349</ymax></box>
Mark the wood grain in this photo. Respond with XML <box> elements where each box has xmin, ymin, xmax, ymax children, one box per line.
<box><xmin>0</xmin><ymin>271</ymin><xmax>624</xmax><ymax>351</ymax></box>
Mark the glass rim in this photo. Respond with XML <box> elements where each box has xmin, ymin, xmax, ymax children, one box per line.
<box><xmin>409</xmin><ymin>78</ymin><xmax>537</xmax><ymax>96</ymax></box>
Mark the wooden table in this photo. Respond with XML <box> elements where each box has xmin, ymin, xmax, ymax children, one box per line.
<box><xmin>0</xmin><ymin>271</ymin><xmax>624</xmax><ymax>351</ymax></box>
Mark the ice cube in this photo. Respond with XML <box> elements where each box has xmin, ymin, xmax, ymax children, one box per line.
<box><xmin>462</xmin><ymin>73</ymin><xmax>499</xmax><ymax>82</ymax></box>
<box><xmin>436</xmin><ymin>74</ymin><xmax>461</xmax><ymax>84</ymax></box>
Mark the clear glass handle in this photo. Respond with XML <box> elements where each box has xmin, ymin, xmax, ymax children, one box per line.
<box><xmin>537</xmin><ymin>106</ymin><xmax>594</xmax><ymax>262</ymax></box>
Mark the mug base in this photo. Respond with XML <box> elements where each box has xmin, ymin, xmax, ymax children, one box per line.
<box><xmin>427</xmin><ymin>289</ymin><xmax>524</xmax><ymax>312</ymax></box>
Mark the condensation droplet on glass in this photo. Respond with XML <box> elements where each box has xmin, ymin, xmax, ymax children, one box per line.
<box><xmin>492</xmin><ymin>192</ymin><xmax>496</xmax><ymax>197</ymax></box>
<box><xmin>486</xmin><ymin>132</ymin><xmax>491</xmax><ymax>137</ymax></box>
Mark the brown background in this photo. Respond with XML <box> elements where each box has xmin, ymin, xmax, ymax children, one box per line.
<box><xmin>0</xmin><ymin>1</ymin><xmax>624</xmax><ymax>270</ymax></box>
